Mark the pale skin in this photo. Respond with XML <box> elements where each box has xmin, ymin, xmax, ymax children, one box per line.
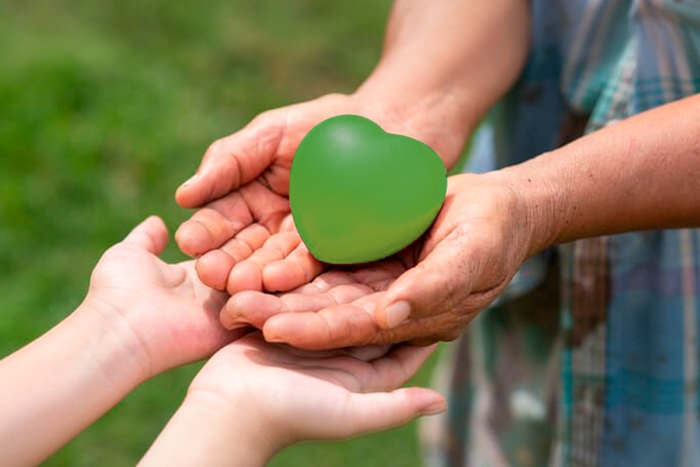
<box><xmin>0</xmin><ymin>216</ymin><xmax>243</xmax><ymax>465</ymax></box>
<box><xmin>175</xmin><ymin>0</ymin><xmax>700</xmax><ymax>349</ymax></box>
<box><xmin>140</xmin><ymin>334</ymin><xmax>443</xmax><ymax>466</ymax></box>
<box><xmin>0</xmin><ymin>217</ymin><xmax>444</xmax><ymax>465</ymax></box>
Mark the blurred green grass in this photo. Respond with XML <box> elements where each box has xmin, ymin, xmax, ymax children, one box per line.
<box><xmin>0</xmin><ymin>1</ymin><xmax>442</xmax><ymax>465</ymax></box>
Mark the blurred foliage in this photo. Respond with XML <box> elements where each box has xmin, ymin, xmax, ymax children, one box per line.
<box><xmin>0</xmin><ymin>0</ymin><xmax>443</xmax><ymax>465</ymax></box>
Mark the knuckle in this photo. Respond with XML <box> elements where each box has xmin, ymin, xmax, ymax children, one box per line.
<box><xmin>206</xmin><ymin>138</ymin><xmax>227</xmax><ymax>157</ymax></box>
<box><xmin>250</xmin><ymin>109</ymin><xmax>277</xmax><ymax>128</ymax></box>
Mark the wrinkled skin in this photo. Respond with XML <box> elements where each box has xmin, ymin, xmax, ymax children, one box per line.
<box><xmin>216</xmin><ymin>174</ymin><xmax>534</xmax><ymax>350</ymax></box>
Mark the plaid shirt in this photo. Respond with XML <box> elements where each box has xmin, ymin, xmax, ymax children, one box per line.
<box><xmin>421</xmin><ymin>1</ymin><xmax>700</xmax><ymax>466</ymax></box>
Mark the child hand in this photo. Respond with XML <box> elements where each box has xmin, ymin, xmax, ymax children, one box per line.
<box><xmin>83</xmin><ymin>216</ymin><xmax>246</xmax><ymax>380</ymax></box>
<box><xmin>0</xmin><ymin>216</ymin><xmax>247</xmax><ymax>465</ymax></box>
<box><xmin>141</xmin><ymin>332</ymin><xmax>444</xmax><ymax>465</ymax></box>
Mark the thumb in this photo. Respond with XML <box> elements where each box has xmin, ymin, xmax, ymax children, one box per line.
<box><xmin>122</xmin><ymin>216</ymin><xmax>169</xmax><ymax>256</ymax></box>
<box><xmin>175</xmin><ymin>114</ymin><xmax>286</xmax><ymax>208</ymax></box>
<box><xmin>340</xmin><ymin>388</ymin><xmax>446</xmax><ymax>437</ymax></box>
<box><xmin>376</xmin><ymin>231</ymin><xmax>474</xmax><ymax>329</ymax></box>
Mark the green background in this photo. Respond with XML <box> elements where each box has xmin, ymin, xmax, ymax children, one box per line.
<box><xmin>0</xmin><ymin>1</ymin><xmax>444</xmax><ymax>465</ymax></box>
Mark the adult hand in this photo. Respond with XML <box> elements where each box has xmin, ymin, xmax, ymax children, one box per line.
<box><xmin>83</xmin><ymin>216</ymin><xmax>247</xmax><ymax>379</ymax></box>
<box><xmin>218</xmin><ymin>173</ymin><xmax>537</xmax><ymax>349</ymax></box>
<box><xmin>174</xmin><ymin>93</ymin><xmax>466</xmax><ymax>295</ymax></box>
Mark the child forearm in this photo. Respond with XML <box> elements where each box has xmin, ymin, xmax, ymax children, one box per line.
<box><xmin>0</xmin><ymin>303</ymin><xmax>148</xmax><ymax>465</ymax></box>
<box><xmin>139</xmin><ymin>393</ymin><xmax>274</xmax><ymax>467</ymax></box>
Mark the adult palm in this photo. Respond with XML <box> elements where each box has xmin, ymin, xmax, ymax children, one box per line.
<box><xmin>218</xmin><ymin>174</ymin><xmax>535</xmax><ymax>350</ymax></box>
<box><xmin>174</xmin><ymin>93</ymin><xmax>465</xmax><ymax>294</ymax></box>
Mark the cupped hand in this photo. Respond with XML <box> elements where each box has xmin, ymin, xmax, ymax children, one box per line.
<box><xmin>84</xmin><ymin>216</ymin><xmax>247</xmax><ymax>379</ymax></box>
<box><xmin>174</xmin><ymin>92</ymin><xmax>465</xmax><ymax>296</ymax></box>
<box><xmin>218</xmin><ymin>172</ymin><xmax>536</xmax><ymax>349</ymax></box>
<box><xmin>186</xmin><ymin>332</ymin><xmax>445</xmax><ymax>450</ymax></box>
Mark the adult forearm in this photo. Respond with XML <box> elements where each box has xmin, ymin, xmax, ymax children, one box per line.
<box><xmin>0</xmin><ymin>305</ymin><xmax>148</xmax><ymax>465</ymax></box>
<box><xmin>499</xmin><ymin>94</ymin><xmax>700</xmax><ymax>255</ymax></box>
<box><xmin>356</xmin><ymin>0</ymin><xmax>530</xmax><ymax>166</ymax></box>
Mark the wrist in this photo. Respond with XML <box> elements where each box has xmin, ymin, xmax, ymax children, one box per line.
<box><xmin>141</xmin><ymin>391</ymin><xmax>279</xmax><ymax>466</ymax></box>
<box><xmin>489</xmin><ymin>157</ymin><xmax>566</xmax><ymax>257</ymax></box>
<box><xmin>75</xmin><ymin>297</ymin><xmax>152</xmax><ymax>390</ymax></box>
<box><xmin>188</xmin><ymin>389</ymin><xmax>283</xmax><ymax>457</ymax></box>
<box><xmin>353</xmin><ymin>77</ymin><xmax>476</xmax><ymax>169</ymax></box>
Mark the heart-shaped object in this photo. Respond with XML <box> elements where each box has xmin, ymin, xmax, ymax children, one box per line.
<box><xmin>290</xmin><ymin>114</ymin><xmax>447</xmax><ymax>264</ymax></box>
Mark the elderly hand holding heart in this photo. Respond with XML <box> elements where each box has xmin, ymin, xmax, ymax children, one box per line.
<box><xmin>175</xmin><ymin>114</ymin><xmax>515</xmax><ymax>348</ymax></box>
<box><xmin>173</xmin><ymin>0</ymin><xmax>700</xmax><ymax>351</ymax></box>
<box><xmin>216</xmin><ymin>172</ymin><xmax>534</xmax><ymax>349</ymax></box>
<box><xmin>174</xmin><ymin>93</ymin><xmax>467</xmax><ymax>292</ymax></box>
<box><xmin>176</xmin><ymin>109</ymin><xmax>540</xmax><ymax>348</ymax></box>
<box><xmin>173</xmin><ymin>0</ymin><xmax>527</xmax><ymax>348</ymax></box>
<box><xmin>176</xmin><ymin>90</ymin><xmax>700</xmax><ymax>350</ymax></box>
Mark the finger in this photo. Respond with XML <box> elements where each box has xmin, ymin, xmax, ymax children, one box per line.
<box><xmin>364</xmin><ymin>344</ymin><xmax>437</xmax><ymax>391</ymax></box>
<box><xmin>220</xmin><ymin>292</ymin><xmax>288</xmax><ymax>330</ymax></box>
<box><xmin>263</xmin><ymin>242</ymin><xmax>326</xmax><ymax>292</ymax></box>
<box><xmin>177</xmin><ymin>182</ymin><xmax>289</xmax><ymax>259</ymax></box>
<box><xmin>195</xmin><ymin>224</ymin><xmax>271</xmax><ymax>291</ymax></box>
<box><xmin>221</xmin><ymin>285</ymin><xmax>376</xmax><ymax>330</ymax></box>
<box><xmin>322</xmin><ymin>344</ymin><xmax>437</xmax><ymax>393</ymax></box>
<box><xmin>122</xmin><ymin>216</ymin><xmax>169</xmax><ymax>255</ymax></box>
<box><xmin>175</xmin><ymin>191</ymin><xmax>253</xmax><ymax>257</ymax></box>
<box><xmin>226</xmin><ymin>231</ymin><xmax>300</xmax><ymax>295</ymax></box>
<box><xmin>290</xmin><ymin>270</ymin><xmax>360</xmax><ymax>294</ymax></box>
<box><xmin>375</xmin><ymin>229</ymin><xmax>476</xmax><ymax>330</ymax></box>
<box><xmin>175</xmin><ymin>116</ymin><xmax>286</xmax><ymax>208</ymax></box>
<box><xmin>196</xmin><ymin>250</ymin><xmax>234</xmax><ymax>291</ymax></box>
<box><xmin>261</xmin><ymin>293</ymin><xmax>462</xmax><ymax>349</ymax></box>
<box><xmin>262</xmin><ymin>304</ymin><xmax>382</xmax><ymax>350</ymax></box>
<box><xmin>334</xmin><ymin>388</ymin><xmax>446</xmax><ymax>439</ymax></box>
<box><xmin>280</xmin><ymin>257</ymin><xmax>403</xmax><ymax>297</ymax></box>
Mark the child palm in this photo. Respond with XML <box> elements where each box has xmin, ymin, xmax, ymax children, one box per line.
<box><xmin>187</xmin><ymin>333</ymin><xmax>445</xmax><ymax>451</ymax></box>
<box><xmin>85</xmin><ymin>216</ymin><xmax>245</xmax><ymax>378</ymax></box>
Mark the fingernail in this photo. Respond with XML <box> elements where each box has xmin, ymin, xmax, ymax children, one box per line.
<box><xmin>422</xmin><ymin>400</ymin><xmax>447</xmax><ymax>416</ymax></box>
<box><xmin>222</xmin><ymin>318</ymin><xmax>242</xmax><ymax>330</ymax></box>
<box><xmin>180</xmin><ymin>173</ymin><xmax>198</xmax><ymax>188</ymax></box>
<box><xmin>265</xmin><ymin>333</ymin><xmax>285</xmax><ymax>343</ymax></box>
<box><xmin>384</xmin><ymin>300</ymin><xmax>411</xmax><ymax>328</ymax></box>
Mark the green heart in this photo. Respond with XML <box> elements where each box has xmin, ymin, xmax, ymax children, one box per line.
<box><xmin>290</xmin><ymin>114</ymin><xmax>447</xmax><ymax>265</ymax></box>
